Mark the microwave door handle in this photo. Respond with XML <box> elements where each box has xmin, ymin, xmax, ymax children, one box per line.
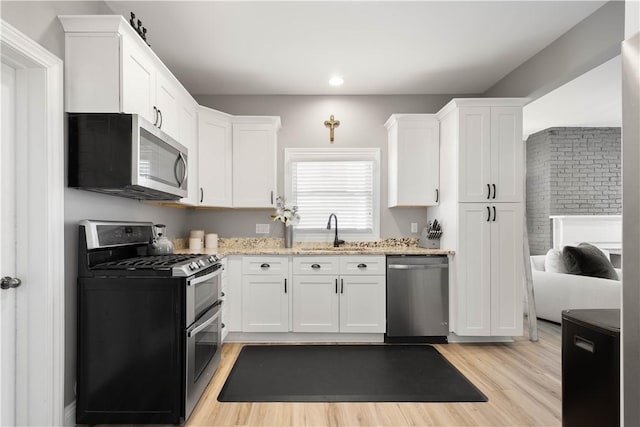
<box><xmin>174</xmin><ymin>155</ymin><xmax>182</xmax><ymax>186</ymax></box>
<box><xmin>177</xmin><ymin>152</ymin><xmax>188</xmax><ymax>187</ymax></box>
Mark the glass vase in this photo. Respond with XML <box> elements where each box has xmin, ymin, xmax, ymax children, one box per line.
<box><xmin>284</xmin><ymin>224</ymin><xmax>293</xmax><ymax>248</ymax></box>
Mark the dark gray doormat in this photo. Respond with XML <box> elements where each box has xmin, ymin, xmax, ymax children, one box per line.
<box><xmin>217</xmin><ymin>345</ymin><xmax>488</xmax><ymax>402</ymax></box>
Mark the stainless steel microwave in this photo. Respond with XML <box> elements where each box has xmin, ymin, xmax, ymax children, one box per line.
<box><xmin>68</xmin><ymin>113</ymin><xmax>188</xmax><ymax>200</ymax></box>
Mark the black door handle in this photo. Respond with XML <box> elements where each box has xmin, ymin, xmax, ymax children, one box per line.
<box><xmin>487</xmin><ymin>206</ymin><xmax>491</xmax><ymax>222</ymax></box>
<box><xmin>492</xmin><ymin>206</ymin><xmax>496</xmax><ymax>222</ymax></box>
<box><xmin>435</xmin><ymin>188</ymin><xmax>439</xmax><ymax>203</ymax></box>
<box><xmin>153</xmin><ymin>106</ymin><xmax>158</xmax><ymax>126</ymax></box>
<box><xmin>311</xmin><ymin>263</ymin><xmax>321</xmax><ymax>269</ymax></box>
<box><xmin>260</xmin><ymin>263</ymin><xmax>270</xmax><ymax>268</ymax></box>
<box><xmin>340</xmin><ymin>278</ymin><xmax>344</xmax><ymax>294</ymax></box>
<box><xmin>486</xmin><ymin>184</ymin><xmax>491</xmax><ymax>199</ymax></box>
<box><xmin>158</xmin><ymin>109</ymin><xmax>163</xmax><ymax>129</ymax></box>
<box><xmin>335</xmin><ymin>278</ymin><xmax>338</xmax><ymax>294</ymax></box>
<box><xmin>492</xmin><ymin>184</ymin><xmax>496</xmax><ymax>200</ymax></box>
<box><xmin>357</xmin><ymin>263</ymin><xmax>367</xmax><ymax>269</ymax></box>
<box><xmin>200</xmin><ymin>187</ymin><xmax>204</xmax><ymax>203</ymax></box>
<box><xmin>284</xmin><ymin>278</ymin><xmax>287</xmax><ymax>293</ymax></box>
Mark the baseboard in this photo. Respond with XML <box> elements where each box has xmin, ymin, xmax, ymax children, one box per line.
<box><xmin>225</xmin><ymin>332</ymin><xmax>385</xmax><ymax>343</ymax></box>
<box><xmin>447</xmin><ymin>334</ymin><xmax>514</xmax><ymax>343</ymax></box>
<box><xmin>64</xmin><ymin>400</ymin><xmax>76</xmax><ymax>427</ymax></box>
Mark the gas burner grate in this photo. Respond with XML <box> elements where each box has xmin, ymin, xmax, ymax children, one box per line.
<box><xmin>96</xmin><ymin>254</ymin><xmax>204</xmax><ymax>270</ymax></box>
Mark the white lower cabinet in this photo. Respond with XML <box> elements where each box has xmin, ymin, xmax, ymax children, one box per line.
<box><xmin>339</xmin><ymin>276</ymin><xmax>386</xmax><ymax>333</ymax></box>
<box><xmin>292</xmin><ymin>275</ymin><xmax>340</xmax><ymax>332</ymax></box>
<box><xmin>292</xmin><ymin>256</ymin><xmax>386</xmax><ymax>334</ymax></box>
<box><xmin>241</xmin><ymin>256</ymin><xmax>290</xmax><ymax>332</ymax></box>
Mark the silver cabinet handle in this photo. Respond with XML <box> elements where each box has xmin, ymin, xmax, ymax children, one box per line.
<box><xmin>388</xmin><ymin>264</ymin><xmax>448</xmax><ymax>270</ymax></box>
<box><xmin>1</xmin><ymin>276</ymin><xmax>21</xmax><ymax>290</ymax></box>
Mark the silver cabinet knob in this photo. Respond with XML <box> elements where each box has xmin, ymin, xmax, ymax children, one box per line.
<box><xmin>1</xmin><ymin>276</ymin><xmax>21</xmax><ymax>290</ymax></box>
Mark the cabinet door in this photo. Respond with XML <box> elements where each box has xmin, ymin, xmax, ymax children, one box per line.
<box><xmin>232</xmin><ymin>123</ymin><xmax>277</xmax><ymax>208</ymax></box>
<box><xmin>458</xmin><ymin>107</ymin><xmax>491</xmax><ymax>202</ymax></box>
<box><xmin>456</xmin><ymin>203</ymin><xmax>492</xmax><ymax>335</ymax></box>
<box><xmin>490</xmin><ymin>203</ymin><xmax>524</xmax><ymax>336</ymax></box>
<box><xmin>392</xmin><ymin>118</ymin><xmax>440</xmax><ymax>206</ymax></box>
<box><xmin>121</xmin><ymin>35</ymin><xmax>155</xmax><ymax>123</ymax></box>
<box><xmin>292</xmin><ymin>275</ymin><xmax>339</xmax><ymax>332</ymax></box>
<box><xmin>155</xmin><ymin>72</ymin><xmax>180</xmax><ymax>140</ymax></box>
<box><xmin>339</xmin><ymin>276</ymin><xmax>386</xmax><ymax>333</ymax></box>
<box><xmin>490</xmin><ymin>107</ymin><xmax>523</xmax><ymax>203</ymax></box>
<box><xmin>198</xmin><ymin>108</ymin><xmax>232</xmax><ymax>207</ymax></box>
<box><xmin>241</xmin><ymin>274</ymin><xmax>288</xmax><ymax>332</ymax></box>
<box><xmin>177</xmin><ymin>98</ymin><xmax>198</xmax><ymax>206</ymax></box>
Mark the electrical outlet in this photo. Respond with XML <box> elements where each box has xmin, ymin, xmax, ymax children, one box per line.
<box><xmin>411</xmin><ymin>223</ymin><xmax>418</xmax><ymax>233</ymax></box>
<box><xmin>256</xmin><ymin>224</ymin><xmax>270</xmax><ymax>234</ymax></box>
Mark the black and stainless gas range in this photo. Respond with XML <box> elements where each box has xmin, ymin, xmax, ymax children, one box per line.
<box><xmin>76</xmin><ymin>220</ymin><xmax>222</xmax><ymax>424</ymax></box>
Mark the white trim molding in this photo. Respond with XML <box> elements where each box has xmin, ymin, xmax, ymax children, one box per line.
<box><xmin>1</xmin><ymin>20</ymin><xmax>65</xmax><ymax>426</ymax></box>
<box><xmin>64</xmin><ymin>401</ymin><xmax>76</xmax><ymax>427</ymax></box>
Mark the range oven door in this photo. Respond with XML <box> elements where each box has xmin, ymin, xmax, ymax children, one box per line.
<box><xmin>186</xmin><ymin>264</ymin><xmax>222</xmax><ymax>326</ymax></box>
<box><xmin>185</xmin><ymin>302</ymin><xmax>222</xmax><ymax>420</ymax></box>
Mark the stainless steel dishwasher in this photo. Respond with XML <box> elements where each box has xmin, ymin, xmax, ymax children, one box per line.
<box><xmin>385</xmin><ymin>255</ymin><xmax>449</xmax><ymax>343</ymax></box>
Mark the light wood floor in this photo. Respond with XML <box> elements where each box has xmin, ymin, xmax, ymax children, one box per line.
<box><xmin>187</xmin><ymin>320</ymin><xmax>562</xmax><ymax>427</ymax></box>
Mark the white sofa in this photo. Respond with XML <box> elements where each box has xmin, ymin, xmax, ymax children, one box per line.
<box><xmin>530</xmin><ymin>255</ymin><xmax>621</xmax><ymax>323</ymax></box>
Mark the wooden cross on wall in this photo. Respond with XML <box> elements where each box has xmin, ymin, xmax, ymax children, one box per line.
<box><xmin>324</xmin><ymin>115</ymin><xmax>340</xmax><ymax>143</ymax></box>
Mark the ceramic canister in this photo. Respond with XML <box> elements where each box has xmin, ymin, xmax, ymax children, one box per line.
<box><xmin>205</xmin><ymin>233</ymin><xmax>218</xmax><ymax>249</ymax></box>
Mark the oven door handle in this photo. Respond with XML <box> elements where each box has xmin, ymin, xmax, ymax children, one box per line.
<box><xmin>187</xmin><ymin>267</ymin><xmax>222</xmax><ymax>287</ymax></box>
<box><xmin>187</xmin><ymin>304</ymin><xmax>221</xmax><ymax>338</ymax></box>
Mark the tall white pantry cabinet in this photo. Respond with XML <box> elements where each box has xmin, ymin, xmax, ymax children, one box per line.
<box><xmin>433</xmin><ymin>99</ymin><xmax>528</xmax><ymax>337</ymax></box>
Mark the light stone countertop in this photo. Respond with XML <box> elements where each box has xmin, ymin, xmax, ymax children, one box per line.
<box><xmin>174</xmin><ymin>237</ymin><xmax>453</xmax><ymax>257</ymax></box>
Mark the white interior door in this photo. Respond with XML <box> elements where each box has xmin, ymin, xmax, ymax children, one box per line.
<box><xmin>0</xmin><ymin>61</ymin><xmax>18</xmax><ymax>427</ymax></box>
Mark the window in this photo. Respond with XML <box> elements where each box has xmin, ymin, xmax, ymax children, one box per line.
<box><xmin>285</xmin><ymin>148</ymin><xmax>380</xmax><ymax>241</ymax></box>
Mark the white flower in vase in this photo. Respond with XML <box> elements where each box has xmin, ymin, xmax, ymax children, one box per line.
<box><xmin>271</xmin><ymin>196</ymin><xmax>300</xmax><ymax>227</ymax></box>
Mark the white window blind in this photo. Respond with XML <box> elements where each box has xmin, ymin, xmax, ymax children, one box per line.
<box><xmin>291</xmin><ymin>160</ymin><xmax>374</xmax><ymax>232</ymax></box>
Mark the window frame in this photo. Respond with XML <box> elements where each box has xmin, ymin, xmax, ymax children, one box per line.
<box><xmin>284</xmin><ymin>147</ymin><xmax>381</xmax><ymax>242</ymax></box>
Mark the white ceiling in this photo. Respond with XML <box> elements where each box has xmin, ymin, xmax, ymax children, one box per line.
<box><xmin>105</xmin><ymin>1</ymin><xmax>606</xmax><ymax>95</ymax></box>
<box><xmin>523</xmin><ymin>55</ymin><xmax>622</xmax><ymax>138</ymax></box>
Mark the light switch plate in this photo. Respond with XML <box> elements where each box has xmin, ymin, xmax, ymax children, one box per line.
<box><xmin>256</xmin><ymin>224</ymin><xmax>270</xmax><ymax>234</ymax></box>
<box><xmin>411</xmin><ymin>223</ymin><xmax>418</xmax><ymax>233</ymax></box>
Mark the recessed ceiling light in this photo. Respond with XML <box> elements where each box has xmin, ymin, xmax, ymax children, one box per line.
<box><xmin>329</xmin><ymin>76</ymin><xmax>344</xmax><ymax>86</ymax></box>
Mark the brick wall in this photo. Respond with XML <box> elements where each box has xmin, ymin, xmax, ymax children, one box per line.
<box><xmin>525</xmin><ymin>127</ymin><xmax>621</xmax><ymax>255</ymax></box>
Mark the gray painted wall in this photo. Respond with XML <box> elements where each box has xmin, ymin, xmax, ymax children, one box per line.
<box><xmin>190</xmin><ymin>95</ymin><xmax>474</xmax><ymax>239</ymax></box>
<box><xmin>2</xmin><ymin>1</ymin><xmax>192</xmax><ymax>406</ymax></box>
<box><xmin>526</xmin><ymin>127</ymin><xmax>621</xmax><ymax>254</ymax></box>
<box><xmin>485</xmin><ymin>1</ymin><xmax>624</xmax><ymax>100</ymax></box>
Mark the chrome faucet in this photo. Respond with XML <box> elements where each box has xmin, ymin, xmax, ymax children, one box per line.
<box><xmin>326</xmin><ymin>213</ymin><xmax>345</xmax><ymax>247</ymax></box>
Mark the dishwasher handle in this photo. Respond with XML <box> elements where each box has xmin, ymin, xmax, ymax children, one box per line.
<box><xmin>388</xmin><ymin>264</ymin><xmax>448</xmax><ymax>270</ymax></box>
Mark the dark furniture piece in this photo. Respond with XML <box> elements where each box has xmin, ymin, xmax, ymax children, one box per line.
<box><xmin>562</xmin><ymin>309</ymin><xmax>620</xmax><ymax>427</ymax></box>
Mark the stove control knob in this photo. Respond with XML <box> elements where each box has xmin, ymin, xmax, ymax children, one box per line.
<box><xmin>198</xmin><ymin>259</ymin><xmax>206</xmax><ymax>267</ymax></box>
<box><xmin>189</xmin><ymin>262</ymin><xmax>198</xmax><ymax>271</ymax></box>
<box><xmin>208</xmin><ymin>256</ymin><xmax>216</xmax><ymax>263</ymax></box>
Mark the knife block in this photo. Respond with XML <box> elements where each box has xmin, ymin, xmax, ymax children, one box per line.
<box><xmin>418</xmin><ymin>227</ymin><xmax>440</xmax><ymax>249</ymax></box>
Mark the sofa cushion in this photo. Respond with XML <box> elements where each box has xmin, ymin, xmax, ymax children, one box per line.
<box><xmin>544</xmin><ymin>249</ymin><xmax>568</xmax><ymax>273</ymax></box>
<box><xmin>562</xmin><ymin>243</ymin><xmax>619</xmax><ymax>280</ymax></box>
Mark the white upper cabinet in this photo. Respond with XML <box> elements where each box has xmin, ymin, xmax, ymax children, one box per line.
<box><xmin>198</xmin><ymin>107</ymin><xmax>233</xmax><ymax>207</ymax></box>
<box><xmin>385</xmin><ymin>114</ymin><xmax>440</xmax><ymax>207</ymax></box>
<box><xmin>177</xmin><ymin>98</ymin><xmax>199</xmax><ymax>206</ymax></box>
<box><xmin>232</xmin><ymin>118</ymin><xmax>280</xmax><ymax>208</ymax></box>
<box><xmin>456</xmin><ymin>105</ymin><xmax>523</xmax><ymax>203</ymax></box>
<box><xmin>60</xmin><ymin>15</ymin><xmax>193</xmax><ymax>142</ymax></box>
